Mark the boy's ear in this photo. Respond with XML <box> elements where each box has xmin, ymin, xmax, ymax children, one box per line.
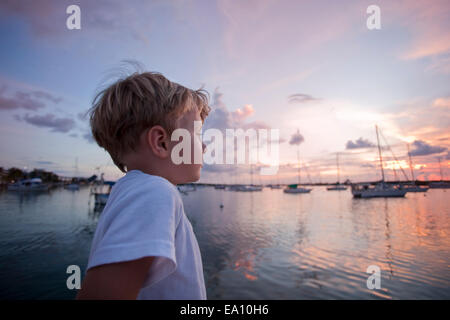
<box><xmin>146</xmin><ymin>125</ymin><xmax>170</xmax><ymax>158</ymax></box>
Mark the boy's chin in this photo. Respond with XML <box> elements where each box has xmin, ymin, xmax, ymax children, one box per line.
<box><xmin>180</xmin><ymin>168</ymin><xmax>201</xmax><ymax>184</ymax></box>
<box><xmin>189</xmin><ymin>170</ymin><xmax>201</xmax><ymax>183</ymax></box>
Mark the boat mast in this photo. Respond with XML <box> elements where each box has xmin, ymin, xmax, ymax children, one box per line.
<box><xmin>375</xmin><ymin>125</ymin><xmax>385</xmax><ymax>182</ymax></box>
<box><xmin>336</xmin><ymin>152</ymin><xmax>340</xmax><ymax>184</ymax></box>
<box><xmin>438</xmin><ymin>157</ymin><xmax>443</xmax><ymax>181</ymax></box>
<box><xmin>407</xmin><ymin>143</ymin><xmax>415</xmax><ymax>182</ymax></box>
<box><xmin>297</xmin><ymin>147</ymin><xmax>301</xmax><ymax>185</ymax></box>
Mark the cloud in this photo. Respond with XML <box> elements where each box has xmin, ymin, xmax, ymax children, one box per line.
<box><xmin>0</xmin><ymin>89</ymin><xmax>45</xmax><ymax>111</ymax></box>
<box><xmin>218</xmin><ymin>0</ymin><xmax>359</xmax><ymax>61</ymax></box>
<box><xmin>0</xmin><ymin>83</ymin><xmax>62</xmax><ymax>111</ymax></box>
<box><xmin>426</xmin><ymin>55</ymin><xmax>450</xmax><ymax>74</ymax></box>
<box><xmin>388</xmin><ymin>97</ymin><xmax>450</xmax><ymax>143</ymax></box>
<box><xmin>30</xmin><ymin>90</ymin><xmax>62</xmax><ymax>104</ymax></box>
<box><xmin>35</xmin><ymin>160</ymin><xmax>54</xmax><ymax>165</ymax></box>
<box><xmin>23</xmin><ymin>113</ymin><xmax>75</xmax><ymax>133</ymax></box>
<box><xmin>0</xmin><ymin>0</ymin><xmax>118</xmax><ymax>36</ymax></box>
<box><xmin>200</xmin><ymin>88</ymin><xmax>276</xmax><ymax>173</ymax></box>
<box><xmin>288</xmin><ymin>93</ymin><xmax>320</xmax><ymax>104</ymax></box>
<box><xmin>232</xmin><ymin>104</ymin><xmax>254</xmax><ymax>123</ymax></box>
<box><xmin>204</xmin><ymin>87</ymin><xmax>271</xmax><ymax>132</ymax></box>
<box><xmin>289</xmin><ymin>129</ymin><xmax>304</xmax><ymax>145</ymax></box>
<box><xmin>433</xmin><ymin>97</ymin><xmax>450</xmax><ymax>109</ymax></box>
<box><xmin>0</xmin><ymin>0</ymin><xmax>63</xmax><ymax>36</ymax></box>
<box><xmin>77</xmin><ymin>111</ymin><xmax>88</xmax><ymax>121</ymax></box>
<box><xmin>346</xmin><ymin>137</ymin><xmax>376</xmax><ymax>149</ymax></box>
<box><xmin>0</xmin><ymin>0</ymin><xmax>181</xmax><ymax>45</ymax></box>
<box><xmin>409</xmin><ymin>140</ymin><xmax>447</xmax><ymax>156</ymax></box>
<box><xmin>387</xmin><ymin>0</ymin><xmax>450</xmax><ymax>72</ymax></box>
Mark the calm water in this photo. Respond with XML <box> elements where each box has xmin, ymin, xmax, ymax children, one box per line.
<box><xmin>0</xmin><ymin>186</ymin><xmax>449</xmax><ymax>299</ymax></box>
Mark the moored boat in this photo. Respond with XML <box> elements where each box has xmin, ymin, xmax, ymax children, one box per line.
<box><xmin>327</xmin><ymin>153</ymin><xmax>348</xmax><ymax>191</ymax></box>
<box><xmin>7</xmin><ymin>178</ymin><xmax>49</xmax><ymax>192</ymax></box>
<box><xmin>269</xmin><ymin>184</ymin><xmax>282</xmax><ymax>189</ymax></box>
<box><xmin>285</xmin><ymin>134</ymin><xmax>311</xmax><ymax>195</ymax></box>
<box><xmin>404</xmin><ymin>143</ymin><xmax>428</xmax><ymax>193</ymax></box>
<box><xmin>284</xmin><ymin>183</ymin><xmax>312</xmax><ymax>194</ymax></box>
<box><xmin>352</xmin><ymin>125</ymin><xmax>407</xmax><ymax>198</ymax></box>
<box><xmin>327</xmin><ymin>185</ymin><xmax>347</xmax><ymax>191</ymax></box>
<box><xmin>351</xmin><ymin>182</ymin><xmax>406</xmax><ymax>198</ymax></box>
<box><xmin>428</xmin><ymin>158</ymin><xmax>450</xmax><ymax>188</ymax></box>
<box><xmin>232</xmin><ymin>185</ymin><xmax>263</xmax><ymax>192</ymax></box>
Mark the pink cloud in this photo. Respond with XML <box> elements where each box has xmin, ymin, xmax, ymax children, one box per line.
<box><xmin>232</xmin><ymin>104</ymin><xmax>254</xmax><ymax>123</ymax></box>
<box><xmin>385</xmin><ymin>0</ymin><xmax>450</xmax><ymax>63</ymax></box>
<box><xmin>217</xmin><ymin>0</ymin><xmax>361</xmax><ymax>61</ymax></box>
<box><xmin>433</xmin><ymin>97</ymin><xmax>450</xmax><ymax>109</ymax></box>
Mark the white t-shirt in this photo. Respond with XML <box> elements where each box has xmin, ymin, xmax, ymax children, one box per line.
<box><xmin>86</xmin><ymin>170</ymin><xmax>206</xmax><ymax>300</ymax></box>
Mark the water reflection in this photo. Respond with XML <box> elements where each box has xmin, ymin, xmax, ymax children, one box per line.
<box><xmin>183</xmin><ymin>187</ymin><xmax>449</xmax><ymax>299</ymax></box>
<box><xmin>0</xmin><ymin>186</ymin><xmax>449</xmax><ymax>299</ymax></box>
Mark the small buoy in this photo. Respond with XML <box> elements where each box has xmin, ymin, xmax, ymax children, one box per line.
<box><xmin>220</xmin><ymin>204</ymin><xmax>224</xmax><ymax>209</ymax></box>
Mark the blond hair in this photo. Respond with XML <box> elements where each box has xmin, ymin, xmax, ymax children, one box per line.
<box><xmin>89</xmin><ymin>71</ymin><xmax>210</xmax><ymax>172</ymax></box>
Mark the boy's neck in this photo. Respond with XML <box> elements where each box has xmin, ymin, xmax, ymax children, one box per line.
<box><xmin>126</xmin><ymin>165</ymin><xmax>176</xmax><ymax>186</ymax></box>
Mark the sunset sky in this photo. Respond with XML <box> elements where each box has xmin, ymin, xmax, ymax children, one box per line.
<box><xmin>0</xmin><ymin>0</ymin><xmax>449</xmax><ymax>183</ymax></box>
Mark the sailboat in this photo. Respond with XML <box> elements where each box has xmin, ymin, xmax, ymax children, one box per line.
<box><xmin>402</xmin><ymin>143</ymin><xmax>429</xmax><ymax>192</ymax></box>
<box><xmin>7</xmin><ymin>178</ymin><xmax>49</xmax><ymax>191</ymax></box>
<box><xmin>284</xmin><ymin>146</ymin><xmax>312</xmax><ymax>194</ymax></box>
<box><xmin>351</xmin><ymin>125</ymin><xmax>407</xmax><ymax>198</ymax></box>
<box><xmin>243</xmin><ymin>164</ymin><xmax>263</xmax><ymax>191</ymax></box>
<box><xmin>327</xmin><ymin>153</ymin><xmax>347</xmax><ymax>191</ymax></box>
<box><xmin>65</xmin><ymin>157</ymin><xmax>80</xmax><ymax>190</ymax></box>
<box><xmin>233</xmin><ymin>164</ymin><xmax>263</xmax><ymax>191</ymax></box>
<box><xmin>269</xmin><ymin>171</ymin><xmax>282</xmax><ymax>189</ymax></box>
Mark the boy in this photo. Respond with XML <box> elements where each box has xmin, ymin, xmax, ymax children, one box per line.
<box><xmin>76</xmin><ymin>71</ymin><xmax>210</xmax><ymax>299</ymax></box>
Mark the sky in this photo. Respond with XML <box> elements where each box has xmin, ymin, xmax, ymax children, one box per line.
<box><xmin>0</xmin><ymin>0</ymin><xmax>449</xmax><ymax>184</ymax></box>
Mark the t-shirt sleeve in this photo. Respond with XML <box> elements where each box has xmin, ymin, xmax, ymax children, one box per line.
<box><xmin>86</xmin><ymin>179</ymin><xmax>180</xmax><ymax>286</ymax></box>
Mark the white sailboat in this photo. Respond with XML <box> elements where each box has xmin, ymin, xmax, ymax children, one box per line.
<box><xmin>242</xmin><ymin>164</ymin><xmax>263</xmax><ymax>191</ymax></box>
<box><xmin>351</xmin><ymin>125</ymin><xmax>407</xmax><ymax>198</ymax></box>
<box><xmin>327</xmin><ymin>153</ymin><xmax>347</xmax><ymax>191</ymax></box>
<box><xmin>284</xmin><ymin>184</ymin><xmax>312</xmax><ymax>193</ymax></box>
<box><xmin>269</xmin><ymin>184</ymin><xmax>282</xmax><ymax>189</ymax></box>
<box><xmin>269</xmin><ymin>172</ymin><xmax>282</xmax><ymax>189</ymax></box>
<box><xmin>351</xmin><ymin>181</ymin><xmax>407</xmax><ymax>198</ymax></box>
<box><xmin>7</xmin><ymin>178</ymin><xmax>49</xmax><ymax>192</ymax></box>
<box><xmin>284</xmin><ymin>146</ymin><xmax>311</xmax><ymax>194</ymax></box>
<box><xmin>232</xmin><ymin>164</ymin><xmax>263</xmax><ymax>192</ymax></box>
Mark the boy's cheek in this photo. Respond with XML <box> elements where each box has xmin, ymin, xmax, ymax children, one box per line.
<box><xmin>192</xmin><ymin>135</ymin><xmax>203</xmax><ymax>164</ymax></box>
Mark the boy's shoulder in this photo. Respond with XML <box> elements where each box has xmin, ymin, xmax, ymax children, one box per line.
<box><xmin>114</xmin><ymin>170</ymin><xmax>179</xmax><ymax>197</ymax></box>
<box><xmin>105</xmin><ymin>170</ymin><xmax>183</xmax><ymax>216</ymax></box>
